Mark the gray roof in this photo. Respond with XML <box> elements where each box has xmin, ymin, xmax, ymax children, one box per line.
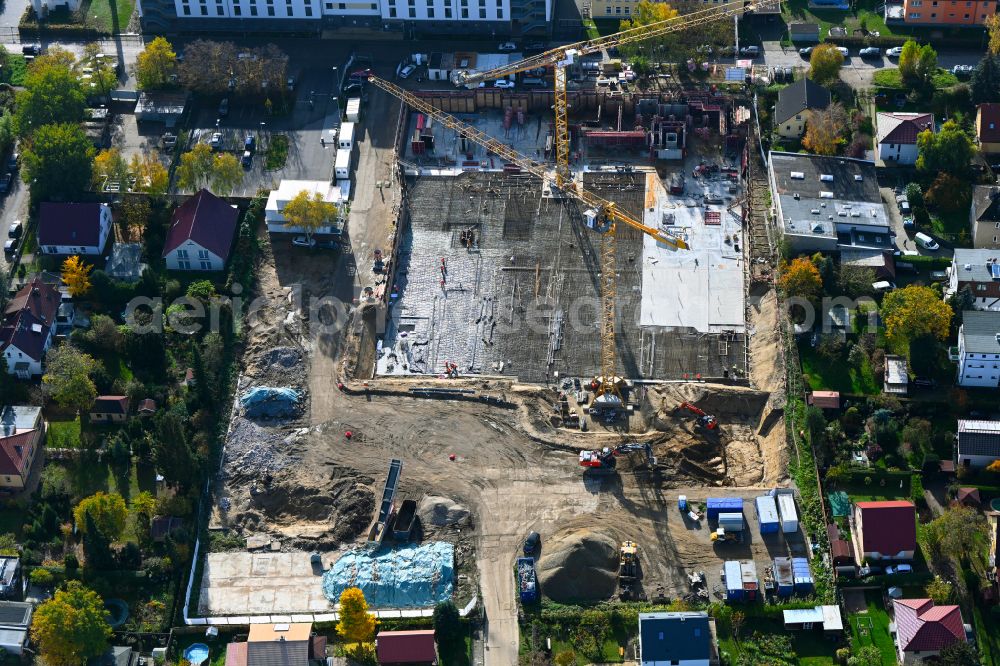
<box><xmin>639</xmin><ymin>612</ymin><xmax>712</xmax><ymax>662</ymax></box>
<box><xmin>0</xmin><ymin>558</ymin><xmax>17</xmax><ymax>588</ymax></box>
<box><xmin>88</xmin><ymin>646</ymin><xmax>135</xmax><ymax>666</ymax></box>
<box><xmin>0</xmin><ymin>602</ymin><xmax>32</xmax><ymax>629</ymax></box>
<box><xmin>957</xmin><ymin>420</ymin><xmax>1000</xmax><ymax>458</ymax></box>
<box><xmin>789</xmin><ymin>22</ymin><xmax>819</xmax><ymax>35</ymax></box>
<box><xmin>972</xmin><ymin>186</ymin><xmax>1000</xmax><ymax>223</ymax></box>
<box><xmin>960</xmin><ymin>310</ymin><xmax>1000</xmax><ymax>354</ymax></box>
<box><xmin>246</xmin><ymin>639</ymin><xmax>309</xmax><ymax>666</ymax></box>
<box><xmin>0</xmin><ymin>406</ymin><xmax>40</xmax><ymax>435</ymax></box>
<box><xmin>953</xmin><ymin>249</ymin><xmax>1000</xmax><ymax>282</ymax></box>
<box><xmin>775</xmin><ymin>78</ymin><xmax>830</xmax><ymax>124</ymax></box>
<box><xmin>105</xmin><ymin>243</ymin><xmax>144</xmax><ymax>281</ymax></box>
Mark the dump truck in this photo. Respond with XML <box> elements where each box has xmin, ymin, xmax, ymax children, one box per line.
<box><xmin>517</xmin><ymin>557</ymin><xmax>539</xmax><ymax>603</ymax></box>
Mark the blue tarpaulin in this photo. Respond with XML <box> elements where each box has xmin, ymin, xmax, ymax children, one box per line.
<box><xmin>239</xmin><ymin>387</ymin><xmax>300</xmax><ymax>418</ymax></box>
<box><xmin>322</xmin><ymin>542</ymin><xmax>454</xmax><ymax>608</ymax></box>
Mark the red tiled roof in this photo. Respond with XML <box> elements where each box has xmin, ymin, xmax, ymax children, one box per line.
<box><xmin>877</xmin><ymin>112</ymin><xmax>934</xmax><ymax>145</ymax></box>
<box><xmin>138</xmin><ymin>399</ymin><xmax>156</xmax><ymax>413</ymax></box>
<box><xmin>0</xmin><ymin>279</ymin><xmax>60</xmax><ymax>362</ymax></box>
<box><xmin>37</xmin><ymin>203</ymin><xmax>106</xmax><ymax>248</ymax></box>
<box><xmin>224</xmin><ymin>641</ymin><xmax>248</xmax><ymax>666</ymax></box>
<box><xmin>0</xmin><ymin>430</ymin><xmax>34</xmax><ymax>476</ymax></box>
<box><xmin>377</xmin><ymin>630</ymin><xmax>437</xmax><ymax>664</ymax></box>
<box><xmin>894</xmin><ymin>598</ymin><xmax>964</xmax><ymax>653</ymax></box>
<box><xmin>855</xmin><ymin>501</ymin><xmax>916</xmax><ymax>556</ymax></box>
<box><xmin>808</xmin><ymin>391</ymin><xmax>840</xmax><ymax>409</ymax></box>
<box><xmin>957</xmin><ymin>487</ymin><xmax>981</xmax><ymax>505</ymax></box>
<box><xmin>163</xmin><ymin>189</ymin><xmax>239</xmax><ymax>263</ymax></box>
<box><xmin>979</xmin><ymin>103</ymin><xmax>1000</xmax><ymax>143</ymax></box>
<box><xmin>91</xmin><ymin>396</ymin><xmax>129</xmax><ymax>415</ymax></box>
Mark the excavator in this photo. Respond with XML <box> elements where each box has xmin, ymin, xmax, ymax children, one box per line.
<box><xmin>678</xmin><ymin>402</ymin><xmax>718</xmax><ymax>430</ymax></box>
<box><xmin>578</xmin><ymin>443</ymin><xmax>655</xmax><ymax>470</ymax></box>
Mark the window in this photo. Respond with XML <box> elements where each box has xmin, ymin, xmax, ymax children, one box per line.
<box><xmin>930</xmin><ymin>11</ymin><xmax>937</xmax><ymax>16</ymax></box>
<box><xmin>305</xmin><ymin>6</ymin><xmax>313</xmax><ymax>14</ymax></box>
<box><xmin>408</xmin><ymin>6</ymin><xmax>415</xmax><ymax>14</ymax></box>
<box><xmin>177</xmin><ymin>249</ymin><xmax>188</xmax><ymax>259</ymax></box>
<box><xmin>371</xmin><ymin>2</ymin><xmax>376</xmax><ymax>6</ymax></box>
<box><xmin>268</xmin><ymin>5</ymin><xmax>275</xmax><ymax>13</ymax></box>
<box><xmin>979</xmin><ymin>284</ymin><xmax>988</xmax><ymax>291</ymax></box>
<box><xmin>200</xmin><ymin>261</ymin><xmax>212</xmax><ymax>270</ymax></box>
<box><xmin>389</xmin><ymin>6</ymin><xmax>396</xmax><ymax>14</ymax></box>
<box><xmin>338</xmin><ymin>1</ymin><xmax>345</xmax><ymax>5</ymax></box>
<box><xmin>496</xmin><ymin>7</ymin><xmax>501</xmax><ymax>15</ymax></box>
<box><xmin>461</xmin><ymin>7</ymin><xmax>468</xmax><ymax>15</ymax></box>
<box><xmin>234</xmin><ymin>4</ymin><xmax>241</xmax><ymax>13</ymax></box>
<box><xmin>183</xmin><ymin>4</ymin><xmax>192</xmax><ymax>13</ymax></box>
<box><xmin>250</xmin><ymin>5</ymin><xmax>258</xmax><ymax>13</ymax></box>
<box><xmin>615</xmin><ymin>5</ymin><xmax>621</xmax><ymax>11</ymax></box>
<box><xmin>605</xmin><ymin>5</ymin><xmax>611</xmax><ymax>11</ymax></box>
<box><xmin>909</xmin><ymin>11</ymin><xmax>921</xmax><ymax>16</ymax></box>
<box><xmin>200</xmin><ymin>5</ymin><xmax>207</xmax><ymax>14</ymax></box>
<box><xmin>427</xmin><ymin>7</ymin><xmax>434</xmax><ymax>15</ymax></box>
<box><xmin>325</xmin><ymin>2</ymin><xmax>332</xmax><ymax>7</ymax></box>
<box><xmin>912</xmin><ymin>0</ymin><xmax>921</xmax><ymax>5</ymax></box>
<box><xmin>479</xmin><ymin>6</ymin><xmax>485</xmax><ymax>15</ymax></box>
<box><xmin>445</xmin><ymin>7</ymin><xmax>451</xmax><ymax>15</ymax></box>
<box><xmin>179</xmin><ymin>260</ymin><xmax>191</xmax><ymax>270</ymax></box>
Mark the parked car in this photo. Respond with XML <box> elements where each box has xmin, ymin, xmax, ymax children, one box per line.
<box><xmin>951</xmin><ymin>64</ymin><xmax>974</xmax><ymax>77</ymax></box>
<box><xmin>0</xmin><ymin>173</ymin><xmax>12</xmax><ymax>195</ymax></box>
<box><xmin>885</xmin><ymin>564</ymin><xmax>913</xmax><ymax>575</ymax></box>
<box><xmin>902</xmin><ymin>216</ymin><xmax>914</xmax><ymax>230</ymax></box>
<box><xmin>872</xmin><ymin>281</ymin><xmax>896</xmax><ymax>292</ymax></box>
<box><xmin>210</xmin><ymin>132</ymin><xmax>223</xmax><ymax>150</ymax></box>
<box><xmin>161</xmin><ymin>133</ymin><xmax>177</xmax><ymax>149</ymax></box>
<box><xmin>3</xmin><ymin>238</ymin><xmax>16</xmax><ymax>256</ymax></box>
<box><xmin>524</xmin><ymin>531</ymin><xmax>541</xmax><ymax>555</ymax></box>
<box><xmin>350</xmin><ymin>68</ymin><xmax>374</xmax><ymax>80</ymax></box>
<box><xmin>399</xmin><ymin>64</ymin><xmax>416</xmax><ymax>79</ymax></box>
<box><xmin>218</xmin><ymin>98</ymin><xmax>230</xmax><ymax>117</ymax></box>
<box><xmin>835</xmin><ymin>46</ymin><xmax>849</xmax><ymax>57</ymax></box>
<box><xmin>241</xmin><ymin>150</ymin><xmax>252</xmax><ymax>169</ymax></box>
<box><xmin>915</xmin><ymin>232</ymin><xmax>940</xmax><ymax>251</ymax></box>
<box><xmin>886</xmin><ymin>46</ymin><xmax>904</xmax><ymax>57</ymax></box>
<box><xmin>859</xmin><ymin>47</ymin><xmax>881</xmax><ymax>58</ymax></box>
<box><xmin>21</xmin><ymin>43</ymin><xmax>41</xmax><ymax>56</ymax></box>
<box><xmin>494</xmin><ymin>79</ymin><xmax>515</xmax><ymax>88</ymax></box>
<box><xmin>498</xmin><ymin>42</ymin><xmax>517</xmax><ymax>51</ymax></box>
<box><xmin>315</xmin><ymin>239</ymin><xmax>339</xmax><ymax>250</ymax></box>
<box><xmin>799</xmin><ymin>46</ymin><xmax>813</xmax><ymax>56</ymax></box>
<box><xmin>739</xmin><ymin>45</ymin><xmax>760</xmax><ymax>57</ymax></box>
<box><xmin>292</xmin><ymin>236</ymin><xmax>316</xmax><ymax>248</ymax></box>
<box><xmin>7</xmin><ymin>220</ymin><xmax>22</xmax><ymax>239</ymax></box>
<box><xmin>244</xmin><ymin>134</ymin><xmax>256</xmax><ymax>152</ymax></box>
<box><xmin>896</xmin><ymin>194</ymin><xmax>910</xmax><ymax>214</ymax></box>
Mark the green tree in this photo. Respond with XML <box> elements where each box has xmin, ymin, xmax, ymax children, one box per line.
<box><xmin>809</xmin><ymin>43</ymin><xmax>844</xmax><ymax>84</ymax></box>
<box><xmin>802</xmin><ymin>102</ymin><xmax>849</xmax><ymax>155</ymax></box>
<box><xmin>971</xmin><ymin>54</ymin><xmax>1000</xmax><ymax>104</ymax></box>
<box><xmin>74</xmin><ymin>492</ymin><xmax>128</xmax><ymax>540</ymax></box>
<box><xmin>130</xmin><ymin>491</ymin><xmax>157</xmax><ymax>538</ymax></box>
<box><xmin>926</xmin><ymin>504</ymin><xmax>986</xmax><ymax>563</ymax></box>
<box><xmin>42</xmin><ymin>344</ymin><xmax>98</xmax><ymax>414</ymax></box>
<box><xmin>837</xmin><ymin>264</ymin><xmax>876</xmax><ymax>298</ymax></box>
<box><xmin>432</xmin><ymin>601</ymin><xmax>462</xmax><ymax>645</ymax></box>
<box><xmin>210</xmin><ymin>152</ymin><xmax>243</xmax><ymax>194</ymax></box>
<box><xmin>80</xmin><ymin>43</ymin><xmax>118</xmax><ymax>99</ymax></box>
<box><xmin>0</xmin><ymin>111</ymin><xmax>15</xmax><ymax>157</ymax></box>
<box><xmin>82</xmin><ymin>512</ymin><xmax>113</xmax><ymax>570</ymax></box>
<box><xmin>336</xmin><ymin>587</ymin><xmax>376</xmax><ymax>643</ymax></box>
<box><xmin>176</xmin><ymin>143</ymin><xmax>213</xmax><ymax>191</ymax></box>
<box><xmin>898</xmin><ymin>40</ymin><xmax>937</xmax><ymax>88</ymax></box>
<box><xmin>282</xmin><ymin>189</ymin><xmax>339</xmax><ymax>241</ymax></box>
<box><xmin>847</xmin><ymin>645</ymin><xmax>882</xmax><ymax>666</ymax></box>
<box><xmin>881</xmin><ymin>285</ymin><xmax>952</xmax><ymax>350</ymax></box>
<box><xmin>15</xmin><ymin>59</ymin><xmax>85</xmax><ymax>134</ymax></box>
<box><xmin>135</xmin><ymin>37</ymin><xmax>177</xmax><ymax>90</ymax></box>
<box><xmin>554</xmin><ymin>650</ymin><xmax>576</xmax><ymax>666</ymax></box>
<box><xmin>917</xmin><ymin>121</ymin><xmax>973</xmax><ymax>174</ymax></box>
<box><xmin>30</xmin><ymin>581</ymin><xmax>112</xmax><ymax>666</ymax></box>
<box><xmin>21</xmin><ymin>123</ymin><xmax>94</xmax><ymax>201</ymax></box>
<box><xmin>938</xmin><ymin>641</ymin><xmax>981</xmax><ymax>666</ymax></box>
<box><xmin>925</xmin><ymin>575</ymin><xmax>954</xmax><ymax>604</ymax></box>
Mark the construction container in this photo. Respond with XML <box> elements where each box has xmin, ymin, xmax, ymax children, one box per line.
<box><xmin>723</xmin><ymin>560</ymin><xmax>743</xmax><ymax>601</ymax></box>
<box><xmin>755</xmin><ymin>495</ymin><xmax>780</xmax><ymax>535</ymax></box>
<box><xmin>792</xmin><ymin>557</ymin><xmax>814</xmax><ymax>594</ymax></box>
<box><xmin>740</xmin><ymin>560</ymin><xmax>759</xmax><ymax>601</ymax></box>
<box><xmin>335</xmin><ymin>148</ymin><xmax>352</xmax><ymax>180</ymax></box>
<box><xmin>346</xmin><ymin>97</ymin><xmax>361</xmax><ymax>122</ymax></box>
<box><xmin>707</xmin><ymin>497</ymin><xmax>743</xmax><ymax>520</ymax></box>
<box><xmin>773</xmin><ymin>557</ymin><xmax>794</xmax><ymax>597</ymax></box>
<box><xmin>517</xmin><ymin>557</ymin><xmax>538</xmax><ymax>603</ymax></box>
<box><xmin>777</xmin><ymin>494</ymin><xmax>799</xmax><ymax>534</ymax></box>
<box><xmin>718</xmin><ymin>512</ymin><xmax>744</xmax><ymax>532</ymax></box>
<box><xmin>392</xmin><ymin>499</ymin><xmax>416</xmax><ymax>540</ymax></box>
<box><xmin>338</xmin><ymin>122</ymin><xmax>355</xmax><ymax>150</ymax></box>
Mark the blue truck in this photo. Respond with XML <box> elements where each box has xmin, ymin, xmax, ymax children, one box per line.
<box><xmin>517</xmin><ymin>557</ymin><xmax>538</xmax><ymax>603</ymax></box>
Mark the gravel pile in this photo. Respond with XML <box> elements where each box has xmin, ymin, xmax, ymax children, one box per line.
<box><xmin>243</xmin><ymin>346</ymin><xmax>307</xmax><ymax>389</ymax></box>
<box><xmin>224</xmin><ymin>418</ymin><xmax>292</xmax><ymax>483</ymax></box>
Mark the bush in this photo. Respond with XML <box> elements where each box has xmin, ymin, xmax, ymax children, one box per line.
<box><xmin>29</xmin><ymin>568</ymin><xmax>55</xmax><ymax>586</ymax></box>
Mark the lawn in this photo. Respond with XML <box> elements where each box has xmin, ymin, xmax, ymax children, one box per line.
<box><xmin>930</xmin><ymin>209</ymin><xmax>968</xmax><ymax>242</ymax></box>
<box><xmin>550</xmin><ymin>637</ymin><xmax>623</xmax><ymax>664</ymax></box>
<box><xmin>0</xmin><ymin>55</ymin><xmax>27</xmax><ymax>87</ymax></box>
<box><xmin>58</xmin><ymin>457</ymin><xmax>157</xmax><ymax>504</ymax></box>
<box><xmin>848</xmin><ymin>590</ymin><xmax>897</xmax><ymax>666</ymax></box>
<box><xmin>264</xmin><ymin>134</ymin><xmax>289</xmax><ymax>171</ymax></box>
<box><xmin>47</xmin><ymin>417</ymin><xmax>82</xmax><ymax>449</ymax></box>
<box><xmin>799</xmin><ymin>342</ymin><xmax>880</xmax><ymax>395</ymax></box>
<box><xmin>83</xmin><ymin>0</ymin><xmax>135</xmax><ymax>33</ymax></box>
<box><xmin>718</xmin><ymin>616</ymin><xmax>837</xmax><ymax>665</ymax></box>
<box><xmin>872</xmin><ymin>68</ymin><xmax>959</xmax><ymax>90</ymax></box>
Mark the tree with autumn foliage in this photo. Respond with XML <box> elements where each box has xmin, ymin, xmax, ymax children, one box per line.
<box><xmin>62</xmin><ymin>255</ymin><xmax>93</xmax><ymax>296</ymax></box>
<box><xmin>617</xmin><ymin>1</ymin><xmax>679</xmax><ymax>59</ymax></box>
<box><xmin>809</xmin><ymin>44</ymin><xmax>844</xmax><ymax>84</ymax></box>
<box><xmin>336</xmin><ymin>587</ymin><xmax>376</xmax><ymax>643</ymax></box>
<box><xmin>778</xmin><ymin>257</ymin><xmax>823</xmax><ymax>300</ymax></box>
<box><xmin>803</xmin><ymin>103</ymin><xmax>849</xmax><ymax>156</ymax></box>
<box><xmin>881</xmin><ymin>285</ymin><xmax>952</xmax><ymax>351</ymax></box>
<box><xmin>30</xmin><ymin>581</ymin><xmax>111</xmax><ymax>666</ymax></box>
<box><xmin>283</xmin><ymin>189</ymin><xmax>339</xmax><ymax>242</ymax></box>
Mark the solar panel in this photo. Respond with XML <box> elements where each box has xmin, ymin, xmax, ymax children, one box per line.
<box><xmin>991</xmin><ymin>263</ymin><xmax>1000</xmax><ymax>279</ymax></box>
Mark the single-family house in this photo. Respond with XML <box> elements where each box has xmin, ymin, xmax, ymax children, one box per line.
<box><xmin>37</xmin><ymin>203</ymin><xmax>112</xmax><ymax>256</ymax></box>
<box><xmin>956</xmin><ymin>420</ymin><xmax>1000</xmax><ymax>468</ymax></box>
<box><xmin>225</xmin><ymin>622</ymin><xmax>324</xmax><ymax>666</ymax></box>
<box><xmin>947</xmin><ymin>250</ymin><xmax>1000</xmax><ymax>310</ymax></box>
<box><xmin>977</xmin><ymin>103</ymin><xmax>1000</xmax><ymax>154</ymax></box>
<box><xmin>376</xmin><ymin>630</ymin><xmax>438</xmax><ymax>665</ymax></box>
<box><xmin>89</xmin><ymin>396</ymin><xmax>129</xmax><ymax>423</ymax></box>
<box><xmin>265</xmin><ymin>179</ymin><xmax>348</xmax><ymax>235</ymax></box>
<box><xmin>0</xmin><ymin>601</ymin><xmax>32</xmax><ymax>655</ymax></box>
<box><xmin>0</xmin><ymin>405</ymin><xmax>43</xmax><ymax>491</ymax></box>
<box><xmin>0</xmin><ymin>279</ymin><xmax>61</xmax><ymax>378</ymax></box>
<box><xmin>953</xmin><ymin>310</ymin><xmax>1000</xmax><ymax>388</ymax></box>
<box><xmin>774</xmin><ymin>78</ymin><xmax>831</xmax><ymax>139</ymax></box>
<box><xmin>892</xmin><ymin>598</ymin><xmax>966</xmax><ymax>665</ymax></box>
<box><xmin>638</xmin><ymin>611</ymin><xmax>715</xmax><ymax>666</ymax></box>
<box><xmin>782</xmin><ymin>605</ymin><xmax>843</xmax><ymax>633</ymax></box>
<box><xmin>0</xmin><ymin>557</ymin><xmax>20</xmax><ymax>600</ymax></box>
<box><xmin>88</xmin><ymin>646</ymin><xmax>140</xmax><ymax>666</ymax></box>
<box><xmin>851</xmin><ymin>500</ymin><xmax>917</xmax><ymax>561</ymax></box>
<box><xmin>163</xmin><ymin>189</ymin><xmax>239</xmax><ymax>272</ymax></box>
<box><xmin>884</xmin><ymin>355</ymin><xmax>909</xmax><ymax>395</ymax></box>
<box><xmin>970</xmin><ymin>186</ymin><xmax>1000</xmax><ymax>250</ymax></box>
<box><xmin>876</xmin><ymin>112</ymin><xmax>934</xmax><ymax>165</ymax></box>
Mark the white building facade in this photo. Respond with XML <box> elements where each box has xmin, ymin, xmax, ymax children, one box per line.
<box><xmin>954</xmin><ymin>311</ymin><xmax>1000</xmax><ymax>388</ymax></box>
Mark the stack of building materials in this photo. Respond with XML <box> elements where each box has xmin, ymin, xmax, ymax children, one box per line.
<box><xmin>773</xmin><ymin>557</ymin><xmax>794</xmax><ymax>597</ymax></box>
<box><xmin>755</xmin><ymin>495</ymin><xmax>780</xmax><ymax>535</ymax></box>
<box><xmin>707</xmin><ymin>497</ymin><xmax>743</xmax><ymax>520</ymax></box>
<box><xmin>792</xmin><ymin>557</ymin><xmax>814</xmax><ymax>594</ymax></box>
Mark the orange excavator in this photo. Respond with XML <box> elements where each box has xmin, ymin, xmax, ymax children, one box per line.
<box><xmin>678</xmin><ymin>402</ymin><xmax>718</xmax><ymax>430</ymax></box>
<box><xmin>579</xmin><ymin>443</ymin><xmax>654</xmax><ymax>470</ymax></box>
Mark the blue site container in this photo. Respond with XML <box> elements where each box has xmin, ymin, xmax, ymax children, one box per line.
<box><xmin>792</xmin><ymin>557</ymin><xmax>814</xmax><ymax>594</ymax></box>
<box><xmin>755</xmin><ymin>496</ymin><xmax>779</xmax><ymax>535</ymax></box>
<box><xmin>707</xmin><ymin>497</ymin><xmax>743</xmax><ymax>520</ymax></box>
<box><xmin>724</xmin><ymin>560</ymin><xmax>744</xmax><ymax>601</ymax></box>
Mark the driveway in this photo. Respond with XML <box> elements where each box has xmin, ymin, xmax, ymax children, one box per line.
<box><xmin>879</xmin><ymin>185</ymin><xmax>955</xmax><ymax>259</ymax></box>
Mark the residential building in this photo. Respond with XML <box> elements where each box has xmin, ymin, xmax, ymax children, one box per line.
<box><xmin>638</xmin><ymin>611</ymin><xmax>715</xmax><ymax>666</ymax></box>
<box><xmin>956</xmin><ymin>419</ymin><xmax>1000</xmax><ymax>468</ymax></box>
<box><xmin>773</xmin><ymin>78</ymin><xmax>830</xmax><ymax>139</ymax></box>
<box><xmin>163</xmin><ymin>189</ymin><xmax>240</xmax><ymax>272</ymax></box>
<box><xmin>851</xmin><ymin>500</ymin><xmax>917</xmax><ymax>561</ymax></box>
<box><xmin>376</xmin><ymin>630</ymin><xmax>438</xmax><ymax>665</ymax></box>
<box><xmin>782</xmin><ymin>606</ymin><xmax>843</xmax><ymax>633</ymax></box>
<box><xmin>0</xmin><ymin>558</ymin><xmax>20</xmax><ymax>600</ymax></box>
<box><xmin>884</xmin><ymin>355</ymin><xmax>909</xmax><ymax>395</ymax></box>
<box><xmin>37</xmin><ymin>203</ymin><xmax>112</xmax><ymax>256</ymax></box>
<box><xmin>899</xmin><ymin>0</ymin><xmax>996</xmax><ymax>25</ymax></box>
<box><xmin>876</xmin><ymin>112</ymin><xmax>934</xmax><ymax>165</ymax></box>
<box><xmin>977</xmin><ymin>103</ymin><xmax>1000</xmax><ymax>154</ymax></box>
<box><xmin>266</xmin><ymin>180</ymin><xmax>348</xmax><ymax>235</ymax></box>
<box><xmin>892</xmin><ymin>598</ymin><xmax>966</xmax><ymax>664</ymax></box>
<box><xmin>954</xmin><ymin>310</ymin><xmax>1000</xmax><ymax>387</ymax></box>
<box><xmin>225</xmin><ymin>622</ymin><xmax>325</xmax><ymax>666</ymax></box>
<box><xmin>0</xmin><ymin>405</ymin><xmax>43</xmax><ymax>491</ymax></box>
<box><xmin>138</xmin><ymin>0</ymin><xmax>551</xmax><ymax>38</ymax></box>
<box><xmin>0</xmin><ymin>279</ymin><xmax>61</xmax><ymax>378</ymax></box>
<box><xmin>89</xmin><ymin>396</ymin><xmax>130</xmax><ymax>423</ymax></box>
<box><xmin>970</xmin><ymin>186</ymin><xmax>1000</xmax><ymax>249</ymax></box>
<box><xmin>88</xmin><ymin>646</ymin><xmax>139</xmax><ymax>666</ymax></box>
<box><xmin>0</xmin><ymin>601</ymin><xmax>32</xmax><ymax>655</ymax></box>
<box><xmin>768</xmin><ymin>152</ymin><xmax>893</xmax><ymax>253</ymax></box>
<box><xmin>947</xmin><ymin>250</ymin><xmax>1000</xmax><ymax>310</ymax></box>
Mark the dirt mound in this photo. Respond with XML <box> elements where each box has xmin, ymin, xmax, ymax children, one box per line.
<box><xmin>649</xmin><ymin>384</ymin><xmax>770</xmax><ymax>422</ymax></box>
<box><xmin>536</xmin><ymin>529</ymin><xmax>618</xmax><ymax>603</ymax></box>
<box><xmin>418</xmin><ymin>496</ymin><xmax>471</xmax><ymax>527</ymax></box>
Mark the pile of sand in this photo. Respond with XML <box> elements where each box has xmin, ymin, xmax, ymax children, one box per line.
<box><xmin>418</xmin><ymin>496</ymin><xmax>471</xmax><ymax>527</ymax></box>
<box><xmin>536</xmin><ymin>529</ymin><xmax>618</xmax><ymax>603</ymax></box>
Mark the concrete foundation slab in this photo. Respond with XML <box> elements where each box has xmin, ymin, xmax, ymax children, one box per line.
<box><xmin>198</xmin><ymin>552</ymin><xmax>334</xmax><ymax>616</ymax></box>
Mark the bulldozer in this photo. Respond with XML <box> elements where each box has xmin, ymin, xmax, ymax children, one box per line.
<box><xmin>619</xmin><ymin>540</ymin><xmax>638</xmax><ymax>581</ymax></box>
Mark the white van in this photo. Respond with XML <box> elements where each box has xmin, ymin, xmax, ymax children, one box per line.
<box><xmin>914</xmin><ymin>232</ymin><xmax>940</xmax><ymax>251</ymax></box>
<box><xmin>872</xmin><ymin>281</ymin><xmax>896</xmax><ymax>292</ymax></box>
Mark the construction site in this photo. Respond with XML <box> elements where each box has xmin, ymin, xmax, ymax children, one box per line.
<box><xmin>197</xmin><ymin>3</ymin><xmax>793</xmax><ymax>660</ymax></box>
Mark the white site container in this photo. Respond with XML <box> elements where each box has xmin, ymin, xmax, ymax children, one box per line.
<box><xmin>777</xmin><ymin>493</ymin><xmax>799</xmax><ymax>534</ymax></box>
<box><xmin>346</xmin><ymin>98</ymin><xmax>361</xmax><ymax>123</ymax></box>
<box><xmin>335</xmin><ymin>148</ymin><xmax>352</xmax><ymax>180</ymax></box>
<box><xmin>338</xmin><ymin>122</ymin><xmax>355</xmax><ymax>150</ymax></box>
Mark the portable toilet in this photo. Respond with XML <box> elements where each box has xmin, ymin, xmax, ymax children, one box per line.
<box><xmin>755</xmin><ymin>495</ymin><xmax>779</xmax><ymax>535</ymax></box>
<box><xmin>707</xmin><ymin>497</ymin><xmax>743</xmax><ymax>520</ymax></box>
<box><xmin>773</xmin><ymin>557</ymin><xmax>794</xmax><ymax>597</ymax></box>
<box><xmin>338</xmin><ymin>121</ymin><xmax>355</xmax><ymax>150</ymax></box>
<box><xmin>777</xmin><ymin>494</ymin><xmax>799</xmax><ymax>534</ymax></box>
<box><xmin>335</xmin><ymin>148</ymin><xmax>352</xmax><ymax>180</ymax></box>
<box><xmin>678</xmin><ymin>495</ymin><xmax>687</xmax><ymax>511</ymax></box>
<box><xmin>723</xmin><ymin>560</ymin><xmax>743</xmax><ymax>601</ymax></box>
<box><xmin>792</xmin><ymin>557</ymin><xmax>814</xmax><ymax>594</ymax></box>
